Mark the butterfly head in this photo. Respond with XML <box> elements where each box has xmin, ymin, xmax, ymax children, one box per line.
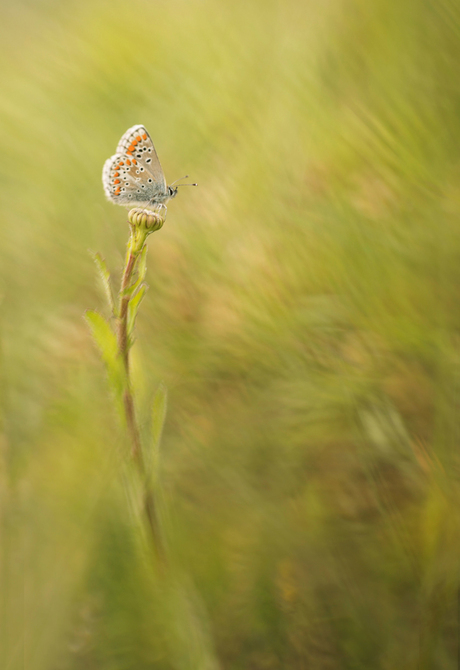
<box><xmin>168</xmin><ymin>175</ymin><xmax>198</xmax><ymax>200</ymax></box>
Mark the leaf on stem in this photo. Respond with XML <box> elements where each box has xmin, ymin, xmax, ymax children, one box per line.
<box><xmin>127</xmin><ymin>284</ymin><xmax>147</xmax><ymax>338</ymax></box>
<box><xmin>136</xmin><ymin>244</ymin><xmax>148</xmax><ymax>286</ymax></box>
<box><xmin>121</xmin><ymin>245</ymin><xmax>148</xmax><ymax>299</ymax></box>
<box><xmin>90</xmin><ymin>251</ymin><xmax>116</xmax><ymax>316</ymax></box>
<box><xmin>85</xmin><ymin>310</ymin><xmax>126</xmax><ymax>406</ymax></box>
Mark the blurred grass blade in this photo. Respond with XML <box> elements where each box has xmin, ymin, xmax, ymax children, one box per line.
<box><xmin>90</xmin><ymin>251</ymin><xmax>116</xmax><ymax>316</ymax></box>
<box><xmin>150</xmin><ymin>383</ymin><xmax>167</xmax><ymax>483</ymax></box>
<box><xmin>85</xmin><ymin>310</ymin><xmax>126</xmax><ymax>412</ymax></box>
<box><xmin>163</xmin><ymin>573</ymin><xmax>221</xmax><ymax>670</ymax></box>
<box><xmin>127</xmin><ymin>284</ymin><xmax>146</xmax><ymax>338</ymax></box>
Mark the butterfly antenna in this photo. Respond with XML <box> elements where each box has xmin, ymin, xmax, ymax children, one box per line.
<box><xmin>170</xmin><ymin>175</ymin><xmax>189</xmax><ymax>186</ymax></box>
<box><xmin>176</xmin><ymin>183</ymin><xmax>198</xmax><ymax>187</ymax></box>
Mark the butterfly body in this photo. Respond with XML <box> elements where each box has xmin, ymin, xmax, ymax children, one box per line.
<box><xmin>102</xmin><ymin>124</ymin><xmax>181</xmax><ymax>213</ymax></box>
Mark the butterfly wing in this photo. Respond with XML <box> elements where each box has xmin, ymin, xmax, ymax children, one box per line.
<box><xmin>103</xmin><ymin>152</ymin><xmax>153</xmax><ymax>206</ymax></box>
<box><xmin>116</xmin><ymin>124</ymin><xmax>167</xmax><ymax>192</ymax></box>
<box><xmin>103</xmin><ymin>125</ymin><xmax>171</xmax><ymax>208</ymax></box>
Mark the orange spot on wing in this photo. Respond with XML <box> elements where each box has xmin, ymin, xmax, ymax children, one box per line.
<box><xmin>142</xmin><ymin>133</ymin><xmax>147</xmax><ymax>140</ymax></box>
<box><xmin>114</xmin><ymin>172</ymin><xmax>119</xmax><ymax>177</ymax></box>
<box><xmin>136</xmin><ymin>135</ymin><xmax>141</xmax><ymax>142</ymax></box>
<box><xmin>132</xmin><ymin>159</ymin><xmax>137</xmax><ymax>164</ymax></box>
<box><xmin>115</xmin><ymin>187</ymin><xmax>121</xmax><ymax>195</ymax></box>
<box><xmin>126</xmin><ymin>159</ymin><xmax>131</xmax><ymax>165</ymax></box>
<box><xmin>113</xmin><ymin>179</ymin><xmax>120</xmax><ymax>184</ymax></box>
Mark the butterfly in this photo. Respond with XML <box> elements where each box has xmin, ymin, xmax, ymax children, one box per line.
<box><xmin>102</xmin><ymin>124</ymin><xmax>196</xmax><ymax>215</ymax></box>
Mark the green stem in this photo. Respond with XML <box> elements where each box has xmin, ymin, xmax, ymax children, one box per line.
<box><xmin>117</xmin><ymin>222</ymin><xmax>165</xmax><ymax>565</ymax></box>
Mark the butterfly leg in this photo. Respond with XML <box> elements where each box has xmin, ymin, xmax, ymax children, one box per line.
<box><xmin>157</xmin><ymin>203</ymin><xmax>168</xmax><ymax>219</ymax></box>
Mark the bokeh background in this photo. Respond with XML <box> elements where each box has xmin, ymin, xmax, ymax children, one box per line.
<box><xmin>2</xmin><ymin>0</ymin><xmax>460</xmax><ymax>668</ymax></box>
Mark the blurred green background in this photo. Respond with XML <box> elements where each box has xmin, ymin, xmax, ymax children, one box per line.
<box><xmin>2</xmin><ymin>0</ymin><xmax>460</xmax><ymax>668</ymax></box>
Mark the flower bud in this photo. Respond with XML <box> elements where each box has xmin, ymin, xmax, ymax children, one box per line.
<box><xmin>128</xmin><ymin>208</ymin><xmax>164</xmax><ymax>233</ymax></box>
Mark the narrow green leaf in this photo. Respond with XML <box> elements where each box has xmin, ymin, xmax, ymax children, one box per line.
<box><xmin>121</xmin><ymin>283</ymin><xmax>136</xmax><ymax>299</ymax></box>
<box><xmin>121</xmin><ymin>283</ymin><xmax>138</xmax><ymax>299</ymax></box>
<box><xmin>121</xmin><ymin>245</ymin><xmax>148</xmax><ymax>298</ymax></box>
<box><xmin>127</xmin><ymin>284</ymin><xmax>147</xmax><ymax>337</ymax></box>
<box><xmin>85</xmin><ymin>309</ymin><xmax>117</xmax><ymax>360</ymax></box>
<box><xmin>136</xmin><ymin>244</ymin><xmax>148</xmax><ymax>286</ymax></box>
<box><xmin>85</xmin><ymin>310</ymin><xmax>126</xmax><ymax>408</ymax></box>
<box><xmin>90</xmin><ymin>251</ymin><xmax>116</xmax><ymax>316</ymax></box>
<box><xmin>150</xmin><ymin>383</ymin><xmax>167</xmax><ymax>483</ymax></box>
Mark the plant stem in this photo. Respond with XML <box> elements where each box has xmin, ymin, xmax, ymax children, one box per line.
<box><xmin>117</xmin><ymin>222</ymin><xmax>165</xmax><ymax>565</ymax></box>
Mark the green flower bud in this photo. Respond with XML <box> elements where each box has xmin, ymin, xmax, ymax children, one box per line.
<box><xmin>128</xmin><ymin>208</ymin><xmax>164</xmax><ymax>233</ymax></box>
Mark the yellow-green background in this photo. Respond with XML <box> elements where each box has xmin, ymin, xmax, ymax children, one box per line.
<box><xmin>2</xmin><ymin>0</ymin><xmax>460</xmax><ymax>668</ymax></box>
